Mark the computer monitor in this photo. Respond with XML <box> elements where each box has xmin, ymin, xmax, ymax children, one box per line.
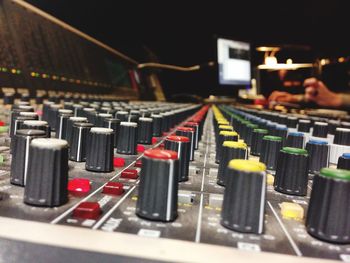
<box><xmin>217</xmin><ymin>38</ymin><xmax>251</xmax><ymax>85</ymax></box>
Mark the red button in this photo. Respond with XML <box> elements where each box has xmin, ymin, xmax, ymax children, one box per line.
<box><xmin>103</xmin><ymin>182</ymin><xmax>124</xmax><ymax>195</ymax></box>
<box><xmin>73</xmin><ymin>202</ymin><xmax>101</xmax><ymax>219</ymax></box>
<box><xmin>152</xmin><ymin>137</ymin><xmax>158</xmax><ymax>144</ymax></box>
<box><xmin>113</xmin><ymin>157</ymin><xmax>125</xmax><ymax>168</ymax></box>
<box><xmin>137</xmin><ymin>144</ymin><xmax>145</xmax><ymax>153</ymax></box>
<box><xmin>68</xmin><ymin>178</ymin><xmax>91</xmax><ymax>196</ymax></box>
<box><xmin>121</xmin><ymin>169</ymin><xmax>138</xmax><ymax>179</ymax></box>
<box><xmin>134</xmin><ymin>160</ymin><xmax>142</xmax><ymax>168</ymax></box>
<box><xmin>0</xmin><ymin>121</ymin><xmax>5</xmax><ymax>126</ymax></box>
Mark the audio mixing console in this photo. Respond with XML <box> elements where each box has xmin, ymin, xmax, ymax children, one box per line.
<box><xmin>0</xmin><ymin>100</ymin><xmax>350</xmax><ymax>263</ymax></box>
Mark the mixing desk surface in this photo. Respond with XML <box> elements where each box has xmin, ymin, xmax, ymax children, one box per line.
<box><xmin>0</xmin><ymin>100</ymin><xmax>350</xmax><ymax>262</ymax></box>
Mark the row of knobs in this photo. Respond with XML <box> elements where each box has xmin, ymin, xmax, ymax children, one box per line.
<box><xmin>216</xmin><ymin>105</ymin><xmax>350</xmax><ymax>243</ymax></box>
<box><xmin>9</xmin><ymin>101</ymin><xmax>203</xmax><ymax>207</ymax></box>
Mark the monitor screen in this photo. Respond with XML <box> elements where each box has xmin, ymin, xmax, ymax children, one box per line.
<box><xmin>217</xmin><ymin>38</ymin><xmax>251</xmax><ymax>85</ymax></box>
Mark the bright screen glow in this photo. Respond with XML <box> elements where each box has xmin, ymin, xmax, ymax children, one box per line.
<box><xmin>217</xmin><ymin>38</ymin><xmax>251</xmax><ymax>85</ymax></box>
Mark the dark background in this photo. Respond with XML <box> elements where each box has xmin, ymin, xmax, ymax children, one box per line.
<box><xmin>25</xmin><ymin>0</ymin><xmax>350</xmax><ymax>100</ymax></box>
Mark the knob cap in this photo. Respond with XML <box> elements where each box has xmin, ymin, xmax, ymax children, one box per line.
<box><xmin>86</xmin><ymin>127</ymin><xmax>114</xmax><ymax>172</ymax></box>
<box><xmin>96</xmin><ymin>113</ymin><xmax>112</xmax><ymax>127</ymax></box>
<box><xmin>137</xmin><ymin>117</ymin><xmax>153</xmax><ymax>145</ymax></box>
<box><xmin>274</xmin><ymin>147</ymin><xmax>309</xmax><ymax>196</ymax></box>
<box><xmin>24</xmin><ymin>138</ymin><xmax>69</xmax><ymax>207</ymax></box>
<box><xmin>312</xmin><ymin>122</ymin><xmax>328</xmax><ymax>138</ymax></box>
<box><xmin>10</xmin><ymin>129</ymin><xmax>46</xmax><ymax>186</ymax></box>
<box><xmin>103</xmin><ymin>118</ymin><xmax>120</xmax><ymax>148</ymax></box>
<box><xmin>136</xmin><ymin>149</ymin><xmax>179</xmax><ymax>222</ymax></box>
<box><xmin>164</xmin><ymin>135</ymin><xmax>191</xmax><ymax>182</ymax></box>
<box><xmin>260</xmin><ymin>135</ymin><xmax>283</xmax><ymax>170</ymax></box>
<box><xmin>250</xmin><ymin>129</ymin><xmax>268</xmax><ymax>156</ymax></box>
<box><xmin>22</xmin><ymin>120</ymin><xmax>51</xmax><ymax>138</ymax></box>
<box><xmin>297</xmin><ymin>119</ymin><xmax>311</xmax><ymax>133</ymax></box>
<box><xmin>337</xmin><ymin>153</ymin><xmax>350</xmax><ymax>170</ymax></box>
<box><xmin>286</xmin><ymin>132</ymin><xmax>304</xmax><ymax>148</ymax></box>
<box><xmin>55</xmin><ymin>109</ymin><xmax>73</xmax><ymax>139</ymax></box>
<box><xmin>151</xmin><ymin>114</ymin><xmax>163</xmax><ymax>137</ymax></box>
<box><xmin>306</xmin><ymin>168</ymin><xmax>350</xmax><ymax>244</ymax></box>
<box><xmin>116</xmin><ymin>111</ymin><xmax>129</xmax><ymax>122</ymax></box>
<box><xmin>221</xmin><ymin>159</ymin><xmax>266</xmax><ymax>234</ymax></box>
<box><xmin>117</xmin><ymin>122</ymin><xmax>138</xmax><ymax>155</ymax></box>
<box><xmin>70</xmin><ymin>122</ymin><xmax>94</xmax><ymax>162</ymax></box>
<box><xmin>217</xmin><ymin>141</ymin><xmax>247</xmax><ymax>186</ymax></box>
<box><xmin>176</xmin><ymin>127</ymin><xmax>196</xmax><ymax>161</ymax></box>
<box><xmin>9</xmin><ymin>108</ymin><xmax>36</xmax><ymax>137</ymax></box>
<box><xmin>305</xmin><ymin>140</ymin><xmax>329</xmax><ymax>174</ymax></box>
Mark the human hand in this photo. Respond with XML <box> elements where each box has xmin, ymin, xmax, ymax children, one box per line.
<box><xmin>303</xmin><ymin>78</ymin><xmax>342</xmax><ymax>107</ymax></box>
<box><xmin>268</xmin><ymin>91</ymin><xmax>300</xmax><ymax>103</ymax></box>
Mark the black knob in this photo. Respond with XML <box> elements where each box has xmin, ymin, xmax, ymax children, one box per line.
<box><xmin>274</xmin><ymin>147</ymin><xmax>309</xmax><ymax>196</ymax></box>
<box><xmin>86</xmin><ymin>127</ymin><xmax>114</xmax><ymax>172</ymax></box>
<box><xmin>137</xmin><ymin>117</ymin><xmax>153</xmax><ymax>145</ymax></box>
<box><xmin>260</xmin><ymin>135</ymin><xmax>283</xmax><ymax>170</ymax></box>
<box><xmin>273</xmin><ymin>125</ymin><xmax>288</xmax><ymax>140</ymax></box>
<box><xmin>42</xmin><ymin>101</ymin><xmax>55</xmax><ymax>122</ymax></box>
<box><xmin>338</xmin><ymin>153</ymin><xmax>350</xmax><ymax>169</ymax></box>
<box><xmin>95</xmin><ymin>113</ymin><xmax>113</xmax><ymax>127</ymax></box>
<box><xmin>330</xmin><ymin>128</ymin><xmax>350</xmax><ymax>165</ymax></box>
<box><xmin>24</xmin><ymin>138</ymin><xmax>69</xmax><ymax>207</ymax></box>
<box><xmin>176</xmin><ymin>127</ymin><xmax>196</xmax><ymax>161</ymax></box>
<box><xmin>217</xmin><ymin>141</ymin><xmax>248</xmax><ymax>186</ymax></box>
<box><xmin>103</xmin><ymin>118</ymin><xmax>120</xmax><ymax>148</ymax></box>
<box><xmin>117</xmin><ymin>122</ymin><xmax>138</xmax><ymax>155</ymax></box>
<box><xmin>305</xmin><ymin>140</ymin><xmax>329</xmax><ymax>174</ymax></box>
<box><xmin>9</xmin><ymin>107</ymin><xmax>35</xmax><ymax>137</ymax></box>
<box><xmin>73</xmin><ymin>104</ymin><xmax>84</xmax><ymax>117</ymax></box>
<box><xmin>55</xmin><ymin>109</ymin><xmax>73</xmax><ymax>139</ymax></box>
<box><xmin>250</xmin><ymin>129</ymin><xmax>268</xmax><ymax>156</ymax></box>
<box><xmin>22</xmin><ymin>120</ymin><xmax>51</xmax><ymax>138</ymax></box>
<box><xmin>328</xmin><ymin>120</ymin><xmax>340</xmax><ymax>135</ymax></box>
<box><xmin>3</xmin><ymin>93</ymin><xmax>15</xmax><ymax>105</ymax></box>
<box><xmin>66</xmin><ymin>117</ymin><xmax>88</xmax><ymax>146</ymax></box>
<box><xmin>10</xmin><ymin>129</ymin><xmax>46</xmax><ymax>186</ymax></box>
<box><xmin>164</xmin><ymin>135</ymin><xmax>191</xmax><ymax>182</ymax></box>
<box><xmin>151</xmin><ymin>114</ymin><xmax>163</xmax><ymax>137</ymax></box>
<box><xmin>312</xmin><ymin>122</ymin><xmax>328</xmax><ymax>138</ymax></box>
<box><xmin>286</xmin><ymin>132</ymin><xmax>304</xmax><ymax>148</ymax></box>
<box><xmin>69</xmin><ymin>122</ymin><xmax>94</xmax><ymax>162</ymax></box>
<box><xmin>298</xmin><ymin>119</ymin><xmax>311</xmax><ymax>133</ymax></box>
<box><xmin>216</xmin><ymin>130</ymin><xmax>238</xmax><ymax>163</ymax></box>
<box><xmin>48</xmin><ymin>104</ymin><xmax>62</xmax><ymax>131</ymax></box>
<box><xmin>136</xmin><ymin>149</ymin><xmax>179</xmax><ymax>222</ymax></box>
<box><xmin>333</xmin><ymin>128</ymin><xmax>350</xmax><ymax>145</ymax></box>
<box><xmin>10</xmin><ymin>112</ymin><xmax>38</xmax><ymax>137</ymax></box>
<box><xmin>306</xmin><ymin>168</ymin><xmax>350</xmax><ymax>244</ymax></box>
<box><xmin>286</xmin><ymin>116</ymin><xmax>298</xmax><ymax>128</ymax></box>
<box><xmin>245</xmin><ymin>123</ymin><xmax>259</xmax><ymax>146</ymax></box>
<box><xmin>185</xmin><ymin>122</ymin><xmax>200</xmax><ymax>150</ymax></box>
<box><xmin>116</xmin><ymin>111</ymin><xmax>129</xmax><ymax>122</ymax></box>
<box><xmin>221</xmin><ymin>159</ymin><xmax>266</xmax><ymax>234</ymax></box>
<box><xmin>82</xmin><ymin>108</ymin><xmax>97</xmax><ymax>125</ymax></box>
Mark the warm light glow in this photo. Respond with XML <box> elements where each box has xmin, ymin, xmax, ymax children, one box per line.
<box><xmin>338</xmin><ymin>57</ymin><xmax>345</xmax><ymax>63</ymax></box>
<box><xmin>320</xmin><ymin>59</ymin><xmax>330</xmax><ymax>66</ymax></box>
<box><xmin>256</xmin><ymin>46</ymin><xmax>281</xmax><ymax>52</ymax></box>
<box><xmin>286</xmin><ymin>58</ymin><xmax>293</xmax><ymax>64</ymax></box>
<box><xmin>264</xmin><ymin>56</ymin><xmax>278</xmax><ymax>65</ymax></box>
<box><xmin>11</xmin><ymin>69</ymin><xmax>17</xmax><ymax>74</ymax></box>
<box><xmin>257</xmin><ymin>63</ymin><xmax>313</xmax><ymax>70</ymax></box>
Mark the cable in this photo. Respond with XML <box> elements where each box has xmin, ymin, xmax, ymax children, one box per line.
<box><xmin>137</xmin><ymin>61</ymin><xmax>215</xmax><ymax>72</ymax></box>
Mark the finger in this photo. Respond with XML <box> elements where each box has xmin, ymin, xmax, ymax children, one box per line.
<box><xmin>303</xmin><ymin>77</ymin><xmax>318</xmax><ymax>87</ymax></box>
<box><xmin>268</xmin><ymin>91</ymin><xmax>284</xmax><ymax>101</ymax></box>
